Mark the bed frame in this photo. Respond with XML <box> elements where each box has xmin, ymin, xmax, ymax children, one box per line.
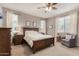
<box><xmin>23</xmin><ymin>27</ymin><xmax>54</xmax><ymax>53</ymax></box>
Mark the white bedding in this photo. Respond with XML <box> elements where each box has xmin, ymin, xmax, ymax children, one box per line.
<box><xmin>24</xmin><ymin>31</ymin><xmax>53</xmax><ymax>47</ymax></box>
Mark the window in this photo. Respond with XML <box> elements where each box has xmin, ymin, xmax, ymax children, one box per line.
<box><xmin>57</xmin><ymin>17</ymin><xmax>65</xmax><ymax>33</ymax></box>
<box><xmin>6</xmin><ymin>11</ymin><xmax>19</xmax><ymax>43</ymax></box>
<box><xmin>12</xmin><ymin>13</ymin><xmax>18</xmax><ymax>33</ymax></box>
<box><xmin>40</xmin><ymin>20</ymin><xmax>46</xmax><ymax>34</ymax></box>
<box><xmin>57</xmin><ymin>15</ymin><xmax>71</xmax><ymax>33</ymax></box>
<box><xmin>64</xmin><ymin>16</ymin><xmax>71</xmax><ymax>33</ymax></box>
<box><xmin>6</xmin><ymin>11</ymin><xmax>18</xmax><ymax>29</ymax></box>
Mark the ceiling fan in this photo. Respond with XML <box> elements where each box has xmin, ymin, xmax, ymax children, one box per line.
<box><xmin>37</xmin><ymin>3</ymin><xmax>58</xmax><ymax>13</ymax></box>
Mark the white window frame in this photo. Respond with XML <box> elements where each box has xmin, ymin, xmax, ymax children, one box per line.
<box><xmin>40</xmin><ymin>20</ymin><xmax>46</xmax><ymax>34</ymax></box>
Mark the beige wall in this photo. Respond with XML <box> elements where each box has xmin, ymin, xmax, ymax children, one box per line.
<box><xmin>46</xmin><ymin>10</ymin><xmax>78</xmax><ymax>38</ymax></box>
<box><xmin>2</xmin><ymin>7</ymin><xmax>44</xmax><ymax>28</ymax></box>
<box><xmin>46</xmin><ymin>17</ymin><xmax>56</xmax><ymax>36</ymax></box>
<box><xmin>18</xmin><ymin>12</ymin><xmax>41</xmax><ymax>28</ymax></box>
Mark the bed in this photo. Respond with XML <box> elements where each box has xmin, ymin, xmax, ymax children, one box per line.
<box><xmin>23</xmin><ymin>28</ymin><xmax>54</xmax><ymax>53</ymax></box>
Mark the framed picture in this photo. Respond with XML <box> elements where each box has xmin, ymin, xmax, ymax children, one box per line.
<box><xmin>26</xmin><ymin>21</ymin><xmax>30</xmax><ymax>27</ymax></box>
<box><xmin>33</xmin><ymin>21</ymin><xmax>37</xmax><ymax>27</ymax></box>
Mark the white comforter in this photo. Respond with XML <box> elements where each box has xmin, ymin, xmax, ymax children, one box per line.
<box><xmin>24</xmin><ymin>31</ymin><xmax>53</xmax><ymax>47</ymax></box>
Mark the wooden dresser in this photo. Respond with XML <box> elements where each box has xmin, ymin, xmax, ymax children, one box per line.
<box><xmin>0</xmin><ymin>28</ymin><xmax>11</xmax><ymax>56</ymax></box>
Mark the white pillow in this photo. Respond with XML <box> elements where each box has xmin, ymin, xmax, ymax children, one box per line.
<box><xmin>66</xmin><ymin>35</ymin><xmax>72</xmax><ymax>39</ymax></box>
<box><xmin>25</xmin><ymin>31</ymin><xmax>41</xmax><ymax>36</ymax></box>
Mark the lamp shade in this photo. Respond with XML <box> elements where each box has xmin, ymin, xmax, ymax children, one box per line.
<box><xmin>16</xmin><ymin>26</ymin><xmax>23</xmax><ymax>35</ymax></box>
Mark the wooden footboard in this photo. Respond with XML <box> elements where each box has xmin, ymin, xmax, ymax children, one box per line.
<box><xmin>32</xmin><ymin>38</ymin><xmax>54</xmax><ymax>53</ymax></box>
<box><xmin>23</xmin><ymin>37</ymin><xmax>54</xmax><ymax>53</ymax></box>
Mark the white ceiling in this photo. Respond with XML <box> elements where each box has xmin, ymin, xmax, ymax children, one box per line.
<box><xmin>0</xmin><ymin>3</ymin><xmax>79</xmax><ymax>18</ymax></box>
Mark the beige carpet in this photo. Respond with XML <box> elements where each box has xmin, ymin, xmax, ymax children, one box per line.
<box><xmin>11</xmin><ymin>42</ymin><xmax>79</xmax><ymax>56</ymax></box>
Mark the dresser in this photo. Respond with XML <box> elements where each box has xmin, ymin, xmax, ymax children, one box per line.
<box><xmin>13</xmin><ymin>35</ymin><xmax>24</xmax><ymax>45</ymax></box>
<box><xmin>0</xmin><ymin>28</ymin><xmax>11</xmax><ymax>56</ymax></box>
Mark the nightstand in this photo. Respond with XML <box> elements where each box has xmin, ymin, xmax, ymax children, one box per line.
<box><xmin>13</xmin><ymin>35</ymin><xmax>24</xmax><ymax>45</ymax></box>
<box><xmin>51</xmin><ymin>37</ymin><xmax>54</xmax><ymax>46</ymax></box>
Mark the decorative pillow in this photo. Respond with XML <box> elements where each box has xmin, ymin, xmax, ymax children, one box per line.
<box><xmin>66</xmin><ymin>35</ymin><xmax>72</xmax><ymax>39</ymax></box>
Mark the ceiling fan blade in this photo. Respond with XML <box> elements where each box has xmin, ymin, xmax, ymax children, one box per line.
<box><xmin>52</xmin><ymin>3</ymin><xmax>58</xmax><ymax>5</ymax></box>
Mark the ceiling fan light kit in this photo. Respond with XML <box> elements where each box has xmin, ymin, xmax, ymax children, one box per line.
<box><xmin>45</xmin><ymin>7</ymin><xmax>52</xmax><ymax>12</ymax></box>
<box><xmin>37</xmin><ymin>3</ymin><xmax>58</xmax><ymax>13</ymax></box>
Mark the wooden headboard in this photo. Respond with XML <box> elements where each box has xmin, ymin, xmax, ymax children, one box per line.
<box><xmin>23</xmin><ymin>27</ymin><xmax>39</xmax><ymax>36</ymax></box>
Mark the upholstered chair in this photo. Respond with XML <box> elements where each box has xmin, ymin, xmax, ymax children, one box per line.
<box><xmin>61</xmin><ymin>34</ymin><xmax>77</xmax><ymax>48</ymax></box>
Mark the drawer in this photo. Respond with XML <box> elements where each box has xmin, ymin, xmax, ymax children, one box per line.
<box><xmin>0</xmin><ymin>53</ymin><xmax>10</xmax><ymax>56</ymax></box>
